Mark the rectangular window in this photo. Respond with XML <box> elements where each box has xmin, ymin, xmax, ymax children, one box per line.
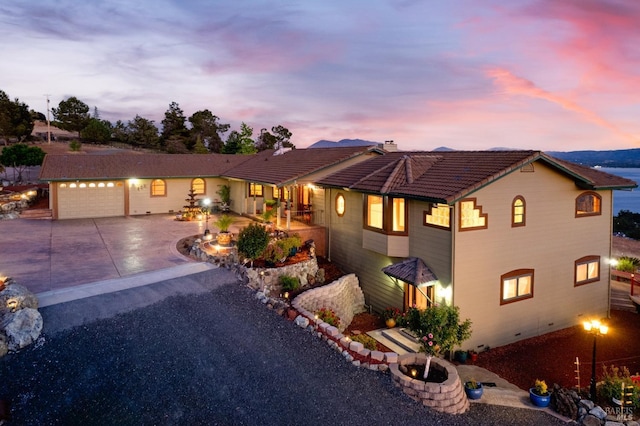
<box><xmin>367</xmin><ymin>195</ymin><xmax>384</xmax><ymax>229</ymax></box>
<box><xmin>392</xmin><ymin>198</ymin><xmax>405</xmax><ymax>232</ymax></box>
<box><xmin>575</xmin><ymin>256</ymin><xmax>600</xmax><ymax>286</ymax></box>
<box><xmin>424</xmin><ymin>203</ymin><xmax>451</xmax><ymax>229</ymax></box>
<box><xmin>249</xmin><ymin>183</ymin><xmax>263</xmax><ymax>197</ymax></box>
<box><xmin>364</xmin><ymin>194</ymin><xmax>407</xmax><ymax>234</ymax></box>
<box><xmin>501</xmin><ymin>269</ymin><xmax>534</xmax><ymax>305</ymax></box>
<box><xmin>274</xmin><ymin>187</ymin><xmax>290</xmax><ymax>201</ymax></box>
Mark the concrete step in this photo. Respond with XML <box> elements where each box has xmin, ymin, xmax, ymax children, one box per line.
<box><xmin>380</xmin><ymin>327</ymin><xmax>422</xmax><ymax>353</ymax></box>
<box><xmin>20</xmin><ymin>209</ymin><xmax>52</xmax><ymax>219</ymax></box>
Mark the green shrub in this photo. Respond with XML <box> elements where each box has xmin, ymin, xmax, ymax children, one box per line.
<box><xmin>404</xmin><ymin>304</ymin><xmax>472</xmax><ymax>357</ymax></box>
<box><xmin>236</xmin><ymin>223</ymin><xmax>270</xmax><ymax>261</ymax></box>
<box><xmin>69</xmin><ymin>140</ymin><xmax>82</xmax><ymax>151</ymax></box>
<box><xmin>315</xmin><ymin>307</ymin><xmax>340</xmax><ymax>328</ymax></box>
<box><xmin>598</xmin><ymin>365</ymin><xmax>640</xmax><ymax>409</ymax></box>
<box><xmin>615</xmin><ymin>256</ymin><xmax>640</xmax><ymax>273</ymax></box>
<box><xmin>279</xmin><ymin>274</ymin><xmax>300</xmax><ymax>292</ymax></box>
<box><xmin>263</xmin><ymin>243</ymin><xmax>285</xmax><ymax>264</ymax></box>
<box><xmin>350</xmin><ymin>333</ymin><xmax>377</xmax><ymax>350</ymax></box>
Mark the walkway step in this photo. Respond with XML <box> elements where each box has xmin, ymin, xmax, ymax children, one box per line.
<box><xmin>20</xmin><ymin>209</ymin><xmax>52</xmax><ymax>219</ymax></box>
<box><xmin>36</xmin><ymin>262</ymin><xmax>215</xmax><ymax>307</ymax></box>
<box><xmin>380</xmin><ymin>328</ymin><xmax>422</xmax><ymax>353</ymax></box>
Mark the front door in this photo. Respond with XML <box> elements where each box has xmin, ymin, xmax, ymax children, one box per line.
<box><xmin>404</xmin><ymin>283</ymin><xmax>434</xmax><ymax>310</ymax></box>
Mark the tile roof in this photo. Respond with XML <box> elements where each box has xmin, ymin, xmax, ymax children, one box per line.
<box><xmin>382</xmin><ymin>257</ymin><xmax>438</xmax><ymax>286</ymax></box>
<box><xmin>222</xmin><ymin>146</ymin><xmax>380</xmax><ymax>186</ymax></box>
<box><xmin>317</xmin><ymin>150</ymin><xmax>637</xmax><ymax>203</ymax></box>
<box><xmin>39</xmin><ymin>153</ymin><xmax>252</xmax><ymax>180</ymax></box>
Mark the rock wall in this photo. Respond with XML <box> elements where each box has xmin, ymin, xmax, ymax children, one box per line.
<box><xmin>291</xmin><ymin>274</ymin><xmax>365</xmax><ymax>332</ymax></box>
<box><xmin>245</xmin><ymin>258</ymin><xmax>319</xmax><ymax>297</ymax></box>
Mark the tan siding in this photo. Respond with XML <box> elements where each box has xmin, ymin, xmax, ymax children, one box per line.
<box><xmin>452</xmin><ymin>161</ymin><xmax>611</xmax><ymax>349</ymax></box>
<box><xmin>326</xmin><ymin>189</ymin><xmax>404</xmax><ymax>312</ymax></box>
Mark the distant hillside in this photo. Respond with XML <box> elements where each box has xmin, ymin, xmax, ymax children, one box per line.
<box><xmin>308</xmin><ymin>139</ymin><xmax>379</xmax><ymax>149</ymax></box>
<box><xmin>547</xmin><ymin>149</ymin><xmax>640</xmax><ymax>168</ymax></box>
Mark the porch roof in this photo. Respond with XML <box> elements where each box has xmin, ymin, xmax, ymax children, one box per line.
<box><xmin>222</xmin><ymin>146</ymin><xmax>381</xmax><ymax>186</ymax></box>
<box><xmin>382</xmin><ymin>257</ymin><xmax>437</xmax><ymax>286</ymax></box>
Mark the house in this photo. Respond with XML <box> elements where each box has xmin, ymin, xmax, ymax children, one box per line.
<box><xmin>315</xmin><ymin>150</ymin><xmax>637</xmax><ymax>349</ymax></box>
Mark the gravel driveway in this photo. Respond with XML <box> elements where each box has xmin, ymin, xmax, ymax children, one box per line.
<box><xmin>0</xmin><ymin>269</ymin><xmax>566</xmax><ymax>425</ymax></box>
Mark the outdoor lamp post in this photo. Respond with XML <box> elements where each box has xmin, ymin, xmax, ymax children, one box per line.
<box><xmin>202</xmin><ymin>198</ymin><xmax>212</xmax><ymax>239</ymax></box>
<box><xmin>583</xmin><ymin>319</ymin><xmax>608</xmax><ymax>401</ymax></box>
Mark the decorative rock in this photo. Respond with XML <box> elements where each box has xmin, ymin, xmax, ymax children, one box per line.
<box><xmin>352</xmin><ymin>360</ymin><xmax>360</xmax><ymax>367</ymax></box>
<box><xmin>294</xmin><ymin>316</ymin><xmax>309</xmax><ymax>328</ymax></box>
<box><xmin>0</xmin><ymin>283</ymin><xmax>38</xmax><ymax>313</ymax></box>
<box><xmin>0</xmin><ymin>333</ymin><xmax>7</xmax><ymax>357</ymax></box>
<box><xmin>580</xmin><ymin>399</ymin><xmax>595</xmax><ymax>411</ymax></box>
<box><xmin>3</xmin><ymin>308</ymin><xmax>43</xmax><ymax>351</ymax></box>
<box><xmin>378</xmin><ymin>364</ymin><xmax>389</xmax><ymax>372</ymax></box>
<box><xmin>589</xmin><ymin>406</ymin><xmax>607</xmax><ymax>420</ymax></box>
<box><xmin>581</xmin><ymin>414</ymin><xmax>601</xmax><ymax>426</ymax></box>
<box><xmin>551</xmin><ymin>384</ymin><xmax>578</xmax><ymax>420</ymax></box>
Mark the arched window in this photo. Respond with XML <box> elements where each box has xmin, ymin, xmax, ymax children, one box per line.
<box><xmin>191</xmin><ymin>178</ymin><xmax>205</xmax><ymax>195</ymax></box>
<box><xmin>335</xmin><ymin>193</ymin><xmax>345</xmax><ymax>217</ymax></box>
<box><xmin>151</xmin><ymin>179</ymin><xmax>166</xmax><ymax>197</ymax></box>
<box><xmin>575</xmin><ymin>255</ymin><xmax>600</xmax><ymax>286</ymax></box>
<box><xmin>512</xmin><ymin>196</ymin><xmax>526</xmax><ymax>227</ymax></box>
<box><xmin>575</xmin><ymin>192</ymin><xmax>601</xmax><ymax>217</ymax></box>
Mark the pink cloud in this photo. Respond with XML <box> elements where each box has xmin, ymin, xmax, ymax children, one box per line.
<box><xmin>486</xmin><ymin>67</ymin><xmax>637</xmax><ymax>144</ymax></box>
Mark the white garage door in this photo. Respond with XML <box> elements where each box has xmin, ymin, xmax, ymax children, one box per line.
<box><xmin>57</xmin><ymin>181</ymin><xmax>125</xmax><ymax>219</ymax></box>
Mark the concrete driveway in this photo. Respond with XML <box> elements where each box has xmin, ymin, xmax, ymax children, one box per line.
<box><xmin>0</xmin><ymin>214</ymin><xmax>208</xmax><ymax>295</ymax></box>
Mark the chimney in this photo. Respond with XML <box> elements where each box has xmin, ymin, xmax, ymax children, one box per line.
<box><xmin>380</xmin><ymin>140</ymin><xmax>397</xmax><ymax>152</ymax></box>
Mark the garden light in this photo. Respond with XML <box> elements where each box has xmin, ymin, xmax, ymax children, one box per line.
<box><xmin>583</xmin><ymin>319</ymin><xmax>608</xmax><ymax>401</ymax></box>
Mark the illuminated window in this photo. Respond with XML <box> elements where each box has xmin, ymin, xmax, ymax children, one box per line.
<box><xmin>79</xmin><ymin>183</ymin><xmax>87</xmax><ymax>188</ymax></box>
<box><xmin>335</xmin><ymin>193</ymin><xmax>345</xmax><ymax>217</ymax></box>
<box><xmin>274</xmin><ymin>187</ymin><xmax>290</xmax><ymax>201</ymax></box>
<box><xmin>392</xmin><ymin>198</ymin><xmax>405</xmax><ymax>232</ymax></box>
<box><xmin>366</xmin><ymin>195</ymin><xmax>383</xmax><ymax>229</ymax></box>
<box><xmin>501</xmin><ymin>269</ymin><xmax>534</xmax><ymax>305</ymax></box>
<box><xmin>576</xmin><ymin>192</ymin><xmax>601</xmax><ymax>217</ymax></box>
<box><xmin>108</xmin><ymin>182</ymin><xmax>115</xmax><ymax>188</ymax></box>
<box><xmin>364</xmin><ymin>195</ymin><xmax>407</xmax><ymax>234</ymax></box>
<box><xmin>69</xmin><ymin>183</ymin><xmax>77</xmax><ymax>188</ymax></box>
<box><xmin>575</xmin><ymin>256</ymin><xmax>600</xmax><ymax>286</ymax></box>
<box><xmin>98</xmin><ymin>182</ymin><xmax>105</xmax><ymax>188</ymax></box>
<box><xmin>249</xmin><ymin>183</ymin><xmax>263</xmax><ymax>197</ymax></box>
<box><xmin>191</xmin><ymin>178</ymin><xmax>205</xmax><ymax>195</ymax></box>
<box><xmin>151</xmin><ymin>179</ymin><xmax>166</xmax><ymax>197</ymax></box>
<box><xmin>512</xmin><ymin>196</ymin><xmax>525</xmax><ymax>227</ymax></box>
<box><xmin>424</xmin><ymin>203</ymin><xmax>450</xmax><ymax>229</ymax></box>
<box><xmin>60</xmin><ymin>183</ymin><xmax>67</xmax><ymax>188</ymax></box>
<box><xmin>89</xmin><ymin>183</ymin><xmax>96</xmax><ymax>188</ymax></box>
<box><xmin>459</xmin><ymin>198</ymin><xmax>487</xmax><ymax>230</ymax></box>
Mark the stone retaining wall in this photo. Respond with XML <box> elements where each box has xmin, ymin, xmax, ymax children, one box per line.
<box><xmin>245</xmin><ymin>258</ymin><xmax>319</xmax><ymax>297</ymax></box>
<box><xmin>389</xmin><ymin>353</ymin><xmax>469</xmax><ymax>415</ymax></box>
<box><xmin>291</xmin><ymin>274</ymin><xmax>365</xmax><ymax>332</ymax></box>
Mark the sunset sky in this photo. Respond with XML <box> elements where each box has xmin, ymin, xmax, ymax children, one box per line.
<box><xmin>1</xmin><ymin>0</ymin><xmax>639</xmax><ymax>151</ymax></box>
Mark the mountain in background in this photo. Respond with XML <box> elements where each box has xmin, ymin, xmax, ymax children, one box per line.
<box><xmin>308</xmin><ymin>139</ymin><xmax>640</xmax><ymax>168</ymax></box>
<box><xmin>547</xmin><ymin>149</ymin><xmax>640</xmax><ymax>168</ymax></box>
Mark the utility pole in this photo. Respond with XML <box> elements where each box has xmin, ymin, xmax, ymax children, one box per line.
<box><xmin>45</xmin><ymin>94</ymin><xmax>51</xmax><ymax>144</ymax></box>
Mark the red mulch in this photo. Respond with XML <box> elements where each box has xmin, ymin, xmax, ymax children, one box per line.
<box><xmin>474</xmin><ymin>310</ymin><xmax>640</xmax><ymax>396</ymax></box>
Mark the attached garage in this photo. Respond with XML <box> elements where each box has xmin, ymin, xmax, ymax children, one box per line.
<box><xmin>56</xmin><ymin>181</ymin><xmax>125</xmax><ymax>219</ymax></box>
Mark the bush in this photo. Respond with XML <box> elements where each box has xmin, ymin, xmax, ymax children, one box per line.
<box><xmin>315</xmin><ymin>307</ymin><xmax>340</xmax><ymax>328</ymax></box>
<box><xmin>263</xmin><ymin>243</ymin><xmax>286</xmax><ymax>264</ymax></box>
<box><xmin>615</xmin><ymin>256</ymin><xmax>640</xmax><ymax>273</ymax></box>
<box><xmin>599</xmin><ymin>365</ymin><xmax>640</xmax><ymax>409</ymax></box>
<box><xmin>350</xmin><ymin>334</ymin><xmax>377</xmax><ymax>351</ymax></box>
<box><xmin>404</xmin><ymin>304</ymin><xmax>472</xmax><ymax>357</ymax></box>
<box><xmin>236</xmin><ymin>223</ymin><xmax>270</xmax><ymax>261</ymax></box>
<box><xmin>279</xmin><ymin>274</ymin><xmax>300</xmax><ymax>292</ymax></box>
<box><xmin>69</xmin><ymin>139</ymin><xmax>82</xmax><ymax>151</ymax></box>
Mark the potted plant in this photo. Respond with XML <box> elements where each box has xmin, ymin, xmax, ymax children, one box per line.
<box><xmin>382</xmin><ymin>307</ymin><xmax>401</xmax><ymax>328</ymax></box>
<box><xmin>468</xmin><ymin>349</ymin><xmax>478</xmax><ymax>363</ymax></box>
<box><xmin>464</xmin><ymin>379</ymin><xmax>483</xmax><ymax>400</ymax></box>
<box><xmin>265</xmin><ymin>199</ymin><xmax>277</xmax><ymax>211</ymax></box>
<box><xmin>454</xmin><ymin>350</ymin><xmax>468</xmax><ymax>364</ymax></box>
<box><xmin>216</xmin><ymin>184</ymin><xmax>231</xmax><ymax>212</ymax></box>
<box><xmin>213</xmin><ymin>214</ymin><xmax>234</xmax><ymax>246</ymax></box>
<box><xmin>529</xmin><ymin>379</ymin><xmax>551</xmax><ymax>407</ymax></box>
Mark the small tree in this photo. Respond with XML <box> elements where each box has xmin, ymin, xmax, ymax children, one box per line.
<box><xmin>0</xmin><ymin>143</ymin><xmax>46</xmax><ymax>182</ymax></box>
<box><xmin>405</xmin><ymin>304</ymin><xmax>472</xmax><ymax>379</ymax></box>
<box><xmin>236</xmin><ymin>223</ymin><xmax>270</xmax><ymax>266</ymax></box>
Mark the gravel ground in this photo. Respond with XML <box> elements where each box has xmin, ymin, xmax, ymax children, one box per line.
<box><xmin>0</xmin><ymin>270</ymin><xmax>566</xmax><ymax>425</ymax></box>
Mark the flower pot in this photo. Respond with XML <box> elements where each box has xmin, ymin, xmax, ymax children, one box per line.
<box><xmin>464</xmin><ymin>383</ymin><xmax>483</xmax><ymax>400</ymax></box>
<box><xmin>216</xmin><ymin>232</ymin><xmax>232</xmax><ymax>246</ymax></box>
<box><xmin>468</xmin><ymin>351</ymin><xmax>478</xmax><ymax>363</ymax></box>
<box><xmin>385</xmin><ymin>318</ymin><xmax>396</xmax><ymax>328</ymax></box>
<box><xmin>529</xmin><ymin>388</ymin><xmax>551</xmax><ymax>407</ymax></box>
<box><xmin>455</xmin><ymin>350</ymin><xmax>468</xmax><ymax>364</ymax></box>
